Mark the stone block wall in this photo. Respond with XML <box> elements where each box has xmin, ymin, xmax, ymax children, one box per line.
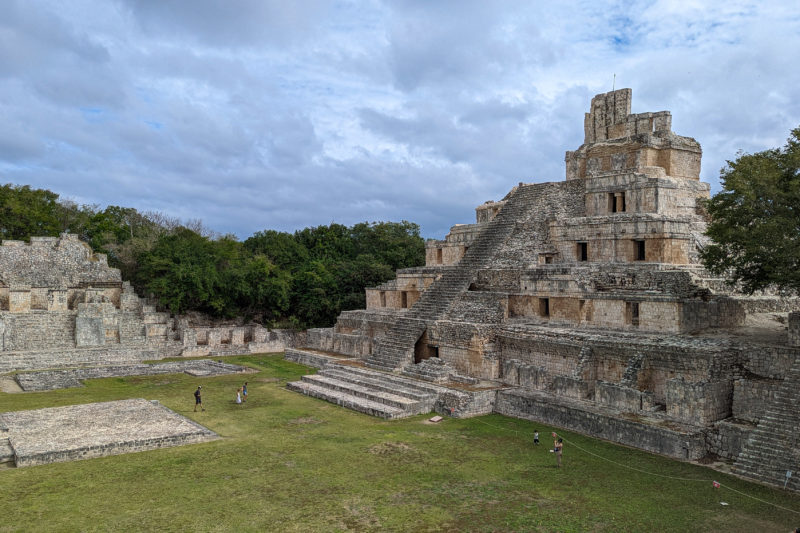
<box><xmin>706</xmin><ymin>420</ymin><xmax>754</xmax><ymax>461</ymax></box>
<box><xmin>429</xmin><ymin>322</ymin><xmax>499</xmax><ymax>379</ymax></box>
<box><xmin>475</xmin><ymin>201</ymin><xmax>505</xmax><ymax>223</ymax></box>
<box><xmin>9</xmin><ymin>289</ymin><xmax>31</xmax><ymax>313</ymax></box>
<box><xmin>549</xmin><ymin>215</ymin><xmax>696</xmax><ymax>265</ymax></box>
<box><xmin>498</xmin><ymin>335</ymin><xmax>582</xmax><ymax>377</ymax></box>
<box><xmin>495</xmin><ymin>389</ymin><xmax>706</xmax><ymax>460</ymax></box>
<box><xmin>552</xmin><ymin>375</ymin><xmax>593</xmax><ymax>400</ymax></box>
<box><xmin>731</xmin><ymin>378</ymin><xmax>780</xmax><ymax>423</ymax></box>
<box><xmin>666</xmin><ymin>379</ymin><xmax>732</xmax><ymax>425</ymax></box>
<box><xmin>596</xmin><ymin>381</ymin><xmax>654</xmax><ymax>411</ymax></box>
<box><xmin>2</xmin><ymin>312</ymin><xmax>77</xmax><ymax>351</ymax></box>
<box><xmin>583</xmin><ymin>174</ymin><xmax>709</xmax><ymax>217</ymax></box>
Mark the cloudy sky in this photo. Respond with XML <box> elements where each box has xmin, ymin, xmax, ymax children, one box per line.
<box><xmin>1</xmin><ymin>1</ymin><xmax>799</xmax><ymax>239</ymax></box>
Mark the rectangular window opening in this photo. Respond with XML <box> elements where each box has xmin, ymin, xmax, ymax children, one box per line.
<box><xmin>539</xmin><ymin>297</ymin><xmax>550</xmax><ymax>318</ymax></box>
<box><xmin>436</xmin><ymin>248</ymin><xmax>443</xmax><ymax>264</ymax></box>
<box><xmin>401</xmin><ymin>291</ymin><xmax>408</xmax><ymax>308</ymax></box>
<box><xmin>379</xmin><ymin>291</ymin><xmax>386</xmax><ymax>307</ymax></box>
<box><xmin>626</xmin><ymin>302</ymin><xmax>640</xmax><ymax>326</ymax></box>
<box><xmin>577</xmin><ymin>242</ymin><xmax>588</xmax><ymax>262</ymax></box>
<box><xmin>635</xmin><ymin>239</ymin><xmax>646</xmax><ymax>261</ymax></box>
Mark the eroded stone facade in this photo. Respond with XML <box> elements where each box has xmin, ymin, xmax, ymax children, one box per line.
<box><xmin>300</xmin><ymin>89</ymin><xmax>800</xmax><ymax>491</ymax></box>
<box><xmin>0</xmin><ymin>234</ymin><xmax>299</xmax><ymax>372</ymax></box>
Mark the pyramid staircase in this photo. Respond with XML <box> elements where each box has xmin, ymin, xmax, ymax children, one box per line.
<box><xmin>732</xmin><ymin>353</ymin><xmax>800</xmax><ymax>490</ymax></box>
<box><xmin>365</xmin><ymin>184</ymin><xmax>540</xmax><ymax>372</ymax></box>
<box><xmin>287</xmin><ymin>363</ymin><xmax>448</xmax><ymax>419</ymax></box>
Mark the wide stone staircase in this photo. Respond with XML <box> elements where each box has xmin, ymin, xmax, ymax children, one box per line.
<box><xmin>287</xmin><ymin>363</ymin><xmax>448</xmax><ymax>419</ymax></box>
<box><xmin>732</xmin><ymin>353</ymin><xmax>800</xmax><ymax>490</ymax></box>
<box><xmin>365</xmin><ymin>184</ymin><xmax>540</xmax><ymax>372</ymax></box>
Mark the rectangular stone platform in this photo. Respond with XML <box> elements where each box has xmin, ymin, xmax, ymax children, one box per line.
<box><xmin>15</xmin><ymin>360</ymin><xmax>254</xmax><ymax>391</ymax></box>
<box><xmin>0</xmin><ymin>398</ymin><xmax>218</xmax><ymax>467</ymax></box>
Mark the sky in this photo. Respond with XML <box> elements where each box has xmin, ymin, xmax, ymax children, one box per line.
<box><xmin>1</xmin><ymin>0</ymin><xmax>799</xmax><ymax>240</ymax></box>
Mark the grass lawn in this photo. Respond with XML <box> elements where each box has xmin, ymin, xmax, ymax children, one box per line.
<box><xmin>0</xmin><ymin>354</ymin><xmax>798</xmax><ymax>532</ymax></box>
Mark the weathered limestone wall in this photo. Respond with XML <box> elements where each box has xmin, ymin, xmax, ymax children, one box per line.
<box><xmin>0</xmin><ymin>235</ymin><xmax>121</xmax><ymax>291</ymax></box>
<box><xmin>428</xmin><ymin>322</ymin><xmax>499</xmax><ymax>379</ymax></box>
<box><xmin>425</xmin><ymin>224</ymin><xmax>483</xmax><ymax>266</ymax></box>
<box><xmin>180</xmin><ymin>326</ymin><xmax>302</xmax><ymax>357</ymax></box>
<box><xmin>2</xmin><ymin>312</ymin><xmax>77</xmax><ymax>351</ymax></box>
<box><xmin>565</xmin><ymin>88</ymin><xmax>701</xmax><ymax>182</ymax></box>
<box><xmin>584</xmin><ymin>173</ymin><xmax>709</xmax><ymax>217</ymax></box>
<box><xmin>706</xmin><ymin>420</ymin><xmax>753</xmax><ymax>461</ymax></box>
<box><xmin>666</xmin><ymin>379</ymin><xmax>732</xmax><ymax>425</ymax></box>
<box><xmin>549</xmin><ymin>215</ymin><xmax>700</xmax><ymax>264</ymax></box>
<box><xmin>495</xmin><ymin>389</ymin><xmax>705</xmax><ymax>460</ymax></box>
<box><xmin>732</xmin><ymin>378</ymin><xmax>779</xmax><ymax>423</ymax></box>
<box><xmin>366</xmin><ymin>269</ymin><xmax>438</xmax><ymax>310</ymax></box>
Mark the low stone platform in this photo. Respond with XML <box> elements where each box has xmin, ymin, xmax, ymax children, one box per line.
<box><xmin>14</xmin><ymin>360</ymin><xmax>253</xmax><ymax>391</ymax></box>
<box><xmin>0</xmin><ymin>398</ymin><xmax>218</xmax><ymax>467</ymax></box>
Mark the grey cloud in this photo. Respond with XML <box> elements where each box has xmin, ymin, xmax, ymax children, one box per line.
<box><xmin>123</xmin><ymin>0</ymin><xmax>332</xmax><ymax>48</ymax></box>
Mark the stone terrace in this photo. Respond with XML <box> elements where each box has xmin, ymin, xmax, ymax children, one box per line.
<box><xmin>0</xmin><ymin>398</ymin><xmax>218</xmax><ymax>467</ymax></box>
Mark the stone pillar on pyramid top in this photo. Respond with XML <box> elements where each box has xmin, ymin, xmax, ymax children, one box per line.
<box><xmin>565</xmin><ymin>88</ymin><xmax>702</xmax><ymax>182</ymax></box>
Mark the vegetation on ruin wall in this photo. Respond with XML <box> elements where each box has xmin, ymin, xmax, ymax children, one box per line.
<box><xmin>702</xmin><ymin>125</ymin><xmax>800</xmax><ymax>294</ymax></box>
<box><xmin>0</xmin><ymin>183</ymin><xmax>424</xmax><ymax>326</ymax></box>
<box><xmin>0</xmin><ymin>354</ymin><xmax>797</xmax><ymax>532</ymax></box>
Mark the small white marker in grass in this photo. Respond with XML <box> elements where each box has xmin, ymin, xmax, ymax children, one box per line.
<box><xmin>429</xmin><ymin>415</ymin><xmax>443</xmax><ymax>423</ymax></box>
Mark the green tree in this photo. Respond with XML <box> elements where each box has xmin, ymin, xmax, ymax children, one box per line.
<box><xmin>701</xmin><ymin>126</ymin><xmax>800</xmax><ymax>294</ymax></box>
<box><xmin>0</xmin><ymin>184</ymin><xmax>64</xmax><ymax>240</ymax></box>
<box><xmin>291</xmin><ymin>260</ymin><xmax>339</xmax><ymax>327</ymax></box>
<box><xmin>243</xmin><ymin>230</ymin><xmax>309</xmax><ymax>271</ymax></box>
<box><xmin>135</xmin><ymin>228</ymin><xmax>222</xmax><ymax>315</ymax></box>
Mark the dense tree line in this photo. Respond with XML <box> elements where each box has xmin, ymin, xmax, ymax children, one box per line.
<box><xmin>0</xmin><ymin>183</ymin><xmax>425</xmax><ymax>327</ymax></box>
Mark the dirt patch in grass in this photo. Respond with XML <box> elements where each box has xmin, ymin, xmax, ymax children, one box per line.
<box><xmin>287</xmin><ymin>416</ymin><xmax>325</xmax><ymax>425</ymax></box>
<box><xmin>340</xmin><ymin>498</ymin><xmax>382</xmax><ymax>530</ymax></box>
<box><xmin>255</xmin><ymin>377</ymin><xmax>280</xmax><ymax>383</ymax></box>
<box><xmin>368</xmin><ymin>441</ymin><xmax>414</xmax><ymax>456</ymax></box>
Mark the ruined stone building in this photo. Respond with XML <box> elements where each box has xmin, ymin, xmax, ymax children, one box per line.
<box><xmin>0</xmin><ymin>234</ymin><xmax>298</xmax><ymax>373</ymax></box>
<box><xmin>288</xmin><ymin>89</ymin><xmax>800</xmax><ymax>492</ymax></box>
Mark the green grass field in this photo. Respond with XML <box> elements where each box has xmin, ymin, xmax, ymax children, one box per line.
<box><xmin>0</xmin><ymin>354</ymin><xmax>797</xmax><ymax>532</ymax></box>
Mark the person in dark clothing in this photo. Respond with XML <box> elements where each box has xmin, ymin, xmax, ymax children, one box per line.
<box><xmin>194</xmin><ymin>386</ymin><xmax>205</xmax><ymax>412</ymax></box>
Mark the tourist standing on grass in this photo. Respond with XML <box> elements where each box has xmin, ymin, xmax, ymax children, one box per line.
<box><xmin>194</xmin><ymin>386</ymin><xmax>205</xmax><ymax>412</ymax></box>
<box><xmin>242</xmin><ymin>382</ymin><xmax>248</xmax><ymax>403</ymax></box>
<box><xmin>236</xmin><ymin>387</ymin><xmax>242</xmax><ymax>405</ymax></box>
<box><xmin>533</xmin><ymin>430</ymin><xmax>540</xmax><ymax>446</ymax></box>
<box><xmin>554</xmin><ymin>437</ymin><xmax>563</xmax><ymax>467</ymax></box>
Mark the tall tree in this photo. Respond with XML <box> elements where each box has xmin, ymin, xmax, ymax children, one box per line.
<box><xmin>701</xmin><ymin>126</ymin><xmax>800</xmax><ymax>294</ymax></box>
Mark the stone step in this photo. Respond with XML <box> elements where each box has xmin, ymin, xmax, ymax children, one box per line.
<box><xmin>286</xmin><ymin>381</ymin><xmax>406</xmax><ymax>419</ymax></box>
<box><xmin>328</xmin><ymin>364</ymin><xmax>447</xmax><ymax>395</ymax></box>
<box><xmin>321</xmin><ymin>367</ymin><xmax>438</xmax><ymax>400</ymax></box>
<box><xmin>300</xmin><ymin>374</ymin><xmax>425</xmax><ymax>412</ymax></box>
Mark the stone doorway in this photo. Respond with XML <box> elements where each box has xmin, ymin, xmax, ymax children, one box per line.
<box><xmin>414</xmin><ymin>330</ymin><xmax>439</xmax><ymax>363</ymax></box>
